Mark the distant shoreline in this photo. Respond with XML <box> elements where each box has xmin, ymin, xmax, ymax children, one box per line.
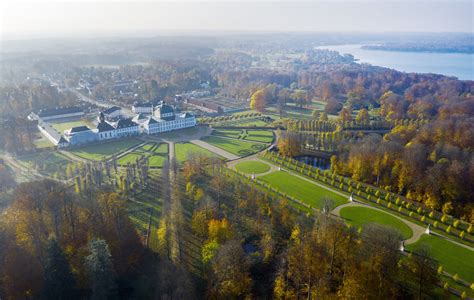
<box><xmin>361</xmin><ymin>45</ymin><xmax>473</xmax><ymax>55</ymax></box>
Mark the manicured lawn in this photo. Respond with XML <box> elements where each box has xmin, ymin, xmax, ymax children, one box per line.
<box><xmin>235</xmin><ymin>161</ymin><xmax>271</xmax><ymax>174</ymax></box>
<box><xmin>175</xmin><ymin>142</ymin><xmax>222</xmax><ymax>164</ymax></box>
<box><xmin>51</xmin><ymin>120</ymin><xmax>93</xmax><ymax>133</ymax></box>
<box><xmin>259</xmin><ymin>171</ymin><xmax>347</xmax><ymax>209</ymax></box>
<box><xmin>118</xmin><ymin>142</ymin><xmax>168</xmax><ymax>167</ymax></box>
<box><xmin>212</xmin><ymin>129</ymin><xmax>242</xmax><ymax>139</ymax></box>
<box><xmin>201</xmin><ymin>136</ymin><xmax>267</xmax><ymax>157</ymax></box>
<box><xmin>17</xmin><ymin>151</ymin><xmax>75</xmax><ymax>177</ymax></box>
<box><xmin>69</xmin><ymin>138</ymin><xmax>142</xmax><ymax>161</ymax></box>
<box><xmin>339</xmin><ymin>206</ymin><xmax>413</xmax><ymax>239</ymax></box>
<box><xmin>244</xmin><ymin>130</ymin><xmax>274</xmax><ymax>143</ymax></box>
<box><xmin>407</xmin><ymin>234</ymin><xmax>474</xmax><ymax>283</ymax></box>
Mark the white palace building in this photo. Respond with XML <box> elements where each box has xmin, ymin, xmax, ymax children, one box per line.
<box><xmin>33</xmin><ymin>102</ymin><xmax>196</xmax><ymax>148</ymax></box>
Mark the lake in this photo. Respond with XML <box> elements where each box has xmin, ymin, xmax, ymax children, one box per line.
<box><xmin>317</xmin><ymin>44</ymin><xmax>474</xmax><ymax>81</ymax></box>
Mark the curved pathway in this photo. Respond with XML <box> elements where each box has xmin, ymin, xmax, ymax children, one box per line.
<box><xmin>227</xmin><ymin>157</ymin><xmax>278</xmax><ymax>177</ymax></box>
<box><xmin>332</xmin><ymin>201</ymin><xmax>425</xmax><ymax>245</ymax></box>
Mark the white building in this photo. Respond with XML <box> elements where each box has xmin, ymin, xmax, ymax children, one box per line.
<box><xmin>114</xmin><ymin>118</ymin><xmax>140</xmax><ymax>137</ymax></box>
<box><xmin>102</xmin><ymin>106</ymin><xmax>122</xmax><ymax>120</ymax></box>
<box><xmin>132</xmin><ymin>102</ymin><xmax>154</xmax><ymax>114</ymax></box>
<box><xmin>33</xmin><ymin>106</ymin><xmax>84</xmax><ymax>121</ymax></box>
<box><xmin>143</xmin><ymin>102</ymin><xmax>196</xmax><ymax>134</ymax></box>
<box><xmin>97</xmin><ymin>113</ymin><xmax>117</xmax><ymax>140</ymax></box>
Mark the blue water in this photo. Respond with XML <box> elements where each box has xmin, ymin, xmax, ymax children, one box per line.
<box><xmin>317</xmin><ymin>44</ymin><xmax>474</xmax><ymax>81</ymax></box>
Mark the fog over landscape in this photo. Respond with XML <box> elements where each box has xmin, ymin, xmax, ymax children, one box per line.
<box><xmin>0</xmin><ymin>1</ymin><xmax>473</xmax><ymax>299</ymax></box>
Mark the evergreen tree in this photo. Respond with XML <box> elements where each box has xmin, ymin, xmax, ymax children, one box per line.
<box><xmin>85</xmin><ymin>239</ymin><xmax>117</xmax><ymax>300</ymax></box>
<box><xmin>42</xmin><ymin>237</ymin><xmax>76</xmax><ymax>300</ymax></box>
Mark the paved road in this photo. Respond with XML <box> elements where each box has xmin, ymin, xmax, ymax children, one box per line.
<box><xmin>168</xmin><ymin>141</ymin><xmax>175</xmax><ymax>162</ymax></box>
<box><xmin>190</xmin><ymin>139</ymin><xmax>239</xmax><ymax>160</ymax></box>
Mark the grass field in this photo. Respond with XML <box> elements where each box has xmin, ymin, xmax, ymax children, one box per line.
<box><xmin>175</xmin><ymin>142</ymin><xmax>222</xmax><ymax>164</ymax></box>
<box><xmin>235</xmin><ymin>161</ymin><xmax>271</xmax><ymax>174</ymax></box>
<box><xmin>51</xmin><ymin>119</ymin><xmax>94</xmax><ymax>133</ymax></box>
<box><xmin>212</xmin><ymin>129</ymin><xmax>242</xmax><ymax>139</ymax></box>
<box><xmin>259</xmin><ymin>171</ymin><xmax>347</xmax><ymax>209</ymax></box>
<box><xmin>406</xmin><ymin>234</ymin><xmax>474</xmax><ymax>283</ymax></box>
<box><xmin>69</xmin><ymin>138</ymin><xmax>142</xmax><ymax>161</ymax></box>
<box><xmin>244</xmin><ymin>130</ymin><xmax>274</xmax><ymax>143</ymax></box>
<box><xmin>33</xmin><ymin>133</ymin><xmax>54</xmax><ymax>149</ymax></box>
<box><xmin>17</xmin><ymin>151</ymin><xmax>75</xmax><ymax>177</ymax></box>
<box><xmin>118</xmin><ymin>142</ymin><xmax>168</xmax><ymax>167</ymax></box>
<box><xmin>339</xmin><ymin>206</ymin><xmax>413</xmax><ymax>239</ymax></box>
<box><xmin>201</xmin><ymin>136</ymin><xmax>267</xmax><ymax>156</ymax></box>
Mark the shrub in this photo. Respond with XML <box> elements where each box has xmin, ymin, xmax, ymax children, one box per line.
<box><xmin>461</xmin><ymin>291</ymin><xmax>467</xmax><ymax>299</ymax></box>
<box><xmin>357</xmin><ymin>190</ymin><xmax>361</xmax><ymax>196</ymax></box>
<box><xmin>453</xmin><ymin>220</ymin><xmax>459</xmax><ymax>228</ymax></box>
<box><xmin>434</xmin><ymin>221</ymin><xmax>439</xmax><ymax>228</ymax></box>
<box><xmin>376</xmin><ymin>198</ymin><xmax>381</xmax><ymax>204</ymax></box>
<box><xmin>429</xmin><ymin>211</ymin><xmax>434</xmax><ymax>219</ymax></box>
<box><xmin>375</xmin><ymin>190</ymin><xmax>380</xmax><ymax>197</ymax></box>
<box><xmin>396</xmin><ymin>197</ymin><xmax>401</xmax><ymax>205</ymax></box>
<box><xmin>460</xmin><ymin>231</ymin><xmax>465</xmax><ymax>239</ymax></box>
<box><xmin>339</xmin><ymin>183</ymin><xmax>344</xmax><ymax>190</ymax></box>
<box><xmin>421</xmin><ymin>216</ymin><xmax>426</xmax><ymax>222</ymax></box>
<box><xmin>443</xmin><ymin>282</ymin><xmax>449</xmax><ymax>290</ymax></box>
<box><xmin>417</xmin><ymin>207</ymin><xmax>423</xmax><ymax>214</ymax></box>
<box><xmin>446</xmin><ymin>225</ymin><xmax>452</xmax><ymax>233</ymax></box>
<box><xmin>468</xmin><ymin>224</ymin><xmax>473</xmax><ymax>234</ymax></box>
<box><xmin>441</xmin><ymin>215</ymin><xmax>447</xmax><ymax>223</ymax></box>
<box><xmin>437</xmin><ymin>266</ymin><xmax>443</xmax><ymax>275</ymax></box>
<box><xmin>387</xmin><ymin>202</ymin><xmax>392</xmax><ymax>208</ymax></box>
<box><xmin>409</xmin><ymin>211</ymin><xmax>414</xmax><ymax>217</ymax></box>
<box><xmin>398</xmin><ymin>206</ymin><xmax>402</xmax><ymax>212</ymax></box>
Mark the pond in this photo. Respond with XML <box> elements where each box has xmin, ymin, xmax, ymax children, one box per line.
<box><xmin>294</xmin><ymin>155</ymin><xmax>330</xmax><ymax>170</ymax></box>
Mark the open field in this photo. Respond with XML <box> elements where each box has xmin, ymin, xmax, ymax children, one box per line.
<box><xmin>17</xmin><ymin>151</ymin><xmax>75</xmax><ymax>177</ymax></box>
<box><xmin>50</xmin><ymin>117</ymin><xmax>96</xmax><ymax>134</ymax></box>
<box><xmin>235</xmin><ymin>161</ymin><xmax>271</xmax><ymax>174</ymax></box>
<box><xmin>406</xmin><ymin>234</ymin><xmax>474</xmax><ymax>283</ymax></box>
<box><xmin>201</xmin><ymin>136</ymin><xmax>267</xmax><ymax>157</ymax></box>
<box><xmin>211</xmin><ymin>129</ymin><xmax>242</xmax><ymax>139</ymax></box>
<box><xmin>118</xmin><ymin>142</ymin><xmax>168</xmax><ymax>167</ymax></box>
<box><xmin>259</xmin><ymin>171</ymin><xmax>347</xmax><ymax>209</ymax></box>
<box><xmin>33</xmin><ymin>133</ymin><xmax>54</xmax><ymax>149</ymax></box>
<box><xmin>69</xmin><ymin>138</ymin><xmax>142</xmax><ymax>161</ymax></box>
<box><xmin>339</xmin><ymin>206</ymin><xmax>413</xmax><ymax>239</ymax></box>
<box><xmin>175</xmin><ymin>142</ymin><xmax>222</xmax><ymax>164</ymax></box>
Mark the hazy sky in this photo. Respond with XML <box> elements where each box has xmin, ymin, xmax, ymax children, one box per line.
<box><xmin>1</xmin><ymin>0</ymin><xmax>472</xmax><ymax>39</ymax></box>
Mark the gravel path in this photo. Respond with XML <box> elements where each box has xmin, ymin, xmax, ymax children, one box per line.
<box><xmin>331</xmin><ymin>201</ymin><xmax>426</xmax><ymax>245</ymax></box>
<box><xmin>190</xmin><ymin>139</ymin><xmax>239</xmax><ymax>160</ymax></box>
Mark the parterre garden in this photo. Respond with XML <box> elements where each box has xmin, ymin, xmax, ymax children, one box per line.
<box><xmin>174</xmin><ymin>142</ymin><xmax>222</xmax><ymax>164</ymax></box>
<box><xmin>212</xmin><ymin>129</ymin><xmax>274</xmax><ymax>143</ymax></box>
<box><xmin>118</xmin><ymin>142</ymin><xmax>168</xmax><ymax>168</ymax></box>
<box><xmin>69</xmin><ymin>138</ymin><xmax>142</xmax><ymax>161</ymax></box>
<box><xmin>201</xmin><ymin>135</ymin><xmax>268</xmax><ymax>157</ymax></box>
<box><xmin>17</xmin><ymin>151</ymin><xmax>77</xmax><ymax>178</ymax></box>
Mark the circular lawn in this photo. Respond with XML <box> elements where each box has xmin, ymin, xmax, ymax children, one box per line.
<box><xmin>235</xmin><ymin>161</ymin><xmax>271</xmax><ymax>174</ymax></box>
<box><xmin>340</xmin><ymin>206</ymin><xmax>413</xmax><ymax>239</ymax></box>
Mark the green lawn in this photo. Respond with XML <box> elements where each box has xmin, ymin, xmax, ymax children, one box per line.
<box><xmin>212</xmin><ymin>129</ymin><xmax>242</xmax><ymax>139</ymax></box>
<box><xmin>33</xmin><ymin>133</ymin><xmax>54</xmax><ymax>149</ymax></box>
<box><xmin>118</xmin><ymin>142</ymin><xmax>168</xmax><ymax>167</ymax></box>
<box><xmin>69</xmin><ymin>138</ymin><xmax>142</xmax><ymax>161</ymax></box>
<box><xmin>259</xmin><ymin>171</ymin><xmax>348</xmax><ymax>209</ymax></box>
<box><xmin>235</xmin><ymin>161</ymin><xmax>271</xmax><ymax>174</ymax></box>
<box><xmin>17</xmin><ymin>151</ymin><xmax>75</xmax><ymax>178</ymax></box>
<box><xmin>244</xmin><ymin>130</ymin><xmax>274</xmax><ymax>143</ymax></box>
<box><xmin>339</xmin><ymin>206</ymin><xmax>413</xmax><ymax>239</ymax></box>
<box><xmin>174</xmin><ymin>142</ymin><xmax>222</xmax><ymax>164</ymax></box>
<box><xmin>201</xmin><ymin>136</ymin><xmax>267</xmax><ymax>157</ymax></box>
<box><xmin>407</xmin><ymin>234</ymin><xmax>474</xmax><ymax>283</ymax></box>
<box><xmin>51</xmin><ymin>120</ymin><xmax>92</xmax><ymax>133</ymax></box>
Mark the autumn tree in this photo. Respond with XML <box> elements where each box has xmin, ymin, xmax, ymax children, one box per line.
<box><xmin>250</xmin><ymin>89</ymin><xmax>266</xmax><ymax>112</ymax></box>
<box><xmin>41</xmin><ymin>238</ymin><xmax>77</xmax><ymax>300</ymax></box>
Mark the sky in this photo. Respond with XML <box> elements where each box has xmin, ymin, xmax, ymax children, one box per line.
<box><xmin>0</xmin><ymin>0</ymin><xmax>472</xmax><ymax>39</ymax></box>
